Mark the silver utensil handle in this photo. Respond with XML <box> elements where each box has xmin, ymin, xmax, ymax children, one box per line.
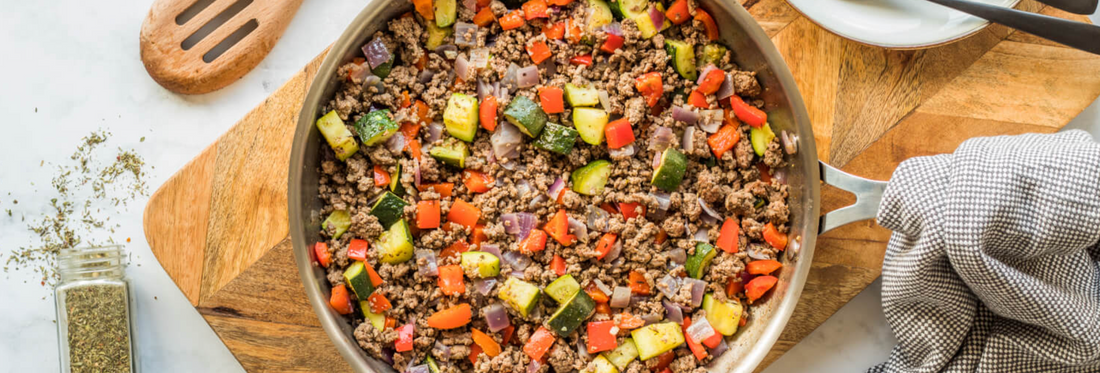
<box><xmin>819</xmin><ymin>162</ymin><xmax>888</xmax><ymax>234</ymax></box>
<box><xmin>926</xmin><ymin>0</ymin><xmax>1100</xmax><ymax>55</ymax></box>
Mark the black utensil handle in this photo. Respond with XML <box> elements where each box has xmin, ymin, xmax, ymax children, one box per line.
<box><xmin>1033</xmin><ymin>0</ymin><xmax>1098</xmax><ymax>15</ymax></box>
<box><xmin>927</xmin><ymin>0</ymin><xmax>1100</xmax><ymax>55</ymax></box>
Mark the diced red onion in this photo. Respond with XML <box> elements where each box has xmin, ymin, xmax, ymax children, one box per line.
<box><xmin>348</xmin><ymin>61</ymin><xmax>371</xmax><ymax>83</ymax></box>
<box><xmin>381</xmin><ymin>348</ymin><xmax>394</xmax><ymax>364</ymax></box>
<box><xmin>653</xmin><ymin>151</ymin><xmax>663</xmax><ymax>170</ymax></box>
<box><xmin>682</xmin><ymin>126</ymin><xmax>695</xmax><ymax>153</ymax></box>
<box><xmin>610</xmin><ymin>286</ymin><xmax>632</xmax><ymax>308</ymax></box>
<box><xmin>462</xmin><ymin>0</ymin><xmax>477</xmax><ymax>11</ymax></box>
<box><xmin>609</xmin><ymin>256</ymin><xmax>625</xmax><ymax>271</ymax></box>
<box><xmin>529</xmin><ymin>194</ymin><xmax>547</xmax><ymax>209</ymax></box>
<box><xmin>502</xmin><ymin>63</ymin><xmax>520</xmax><ymax>89</ymax></box>
<box><xmin>788</xmin><ymin>238</ymin><xmax>801</xmax><ymax>256</ymax></box>
<box><xmin>364</xmin><ymin>74</ymin><xmax>385</xmax><ymax>92</ymax></box>
<box><xmin>502</xmin><ymin>251</ymin><xmax>532</xmax><ymax>271</ymax></box>
<box><xmin>608</xmin><ymin>144</ymin><xmax>635</xmax><ymax>158</ymax></box>
<box><xmin>527</xmin><ymin>360</ymin><xmax>541</xmax><ymax>373</ymax></box>
<box><xmin>603</xmin><ymin>240</ymin><xmax>622</xmax><ymax>262</ymax></box>
<box><xmin>516</xmin><ymin>65</ymin><xmax>540</xmax><ymax>88</ymax></box>
<box><xmin>418</xmin><ymin>69</ymin><xmax>436</xmax><ymax>84</ymax></box>
<box><xmin>547</xmin><ymin>178</ymin><xmax>566</xmax><ymax>200</ymax></box>
<box><xmin>716</xmin><ymin>72</ymin><xmax>736</xmax><ymax>100</ymax></box>
<box><xmin>662</xmin><ymin>299</ymin><xmax>684</xmax><ymax>324</ymax></box>
<box><xmin>697</xmin><ymin>64</ymin><xmax>718</xmax><ymax>86</ymax></box>
<box><xmin>478</xmin><ymin>79</ymin><xmax>492</xmax><ymax>101</ymax></box>
<box><xmin>438</xmin><ymin>45</ymin><xmax>458</xmax><ymax>60</ymax></box>
<box><xmin>501</xmin><ymin>212</ymin><xmax>537</xmax><ymax>240</ymax></box>
<box><xmin>649</xmin><ymin>126</ymin><xmax>675</xmax><ymax>151</ymax></box>
<box><xmin>577</xmin><ymin>337</ymin><xmax>592</xmax><ymax>359</ymax></box>
<box><xmin>594</xmin><ymin>279</ymin><xmax>613</xmax><ymax>296</ymax></box>
<box><xmin>537</xmin><ymin>56</ymin><xmax>556</xmax><ymax>75</ymax></box>
<box><xmin>598</xmin><ymin>90</ymin><xmax>611</xmax><ymax>111</ymax></box>
<box><xmin>699</xmin><ymin>198</ymin><xmax>721</xmax><ymax>222</ymax></box>
<box><xmin>708</xmin><ymin>337</ymin><xmax>729</xmax><ymax>358</ymax></box>
<box><xmin>668</xmin><ymin>248</ymin><xmax>686</xmax><ymax>264</ymax></box>
<box><xmin>699</xmin><ymin>110</ymin><xmax>723</xmax><ymax>133</ymax></box>
<box><xmin>426</xmin><ymin>122</ymin><xmax>445</xmax><ymax>143</ymax></box>
<box><xmin>641</xmin><ymin>313</ymin><xmax>662</xmax><ymax>325</ymax></box>
<box><xmin>480</xmin><ymin>244</ymin><xmax>502</xmax><ymax>258</ymax></box>
<box><xmin>648</xmin><ymin>7</ymin><xmax>665</xmax><ymax>31</ymax></box>
<box><xmin>586</xmin><ymin>205</ymin><xmax>611</xmax><ymax>232</ymax></box>
<box><xmin>517</xmin><ymin>179</ymin><xmax>532</xmax><ymax>197</ymax></box>
<box><xmin>747</xmin><ymin>246</ymin><xmax>772</xmax><ymax>261</ymax></box>
<box><xmin>474</xmin><ymin>278</ymin><xmax>498</xmax><ymax>295</ymax></box>
<box><xmin>457</xmin><ymin>55</ymin><xmax>474</xmax><ymax>81</ymax></box>
<box><xmin>484</xmin><ymin>303</ymin><xmax>511</xmax><ymax>332</ymax></box>
<box><xmin>433</xmin><ymin>341</ymin><xmax>452</xmax><ymax>359</ymax></box>
<box><xmin>414</xmin><ymin>160</ymin><xmax>422</xmax><ymax>187</ymax></box>
<box><xmin>630</xmin><ymin>295</ymin><xmax>649</xmax><ymax>306</ymax></box>
<box><xmin>773</xmin><ymin>168</ymin><xmax>788</xmax><ymax>185</ymax></box>
<box><xmin>455</xmin><ymin>22</ymin><xmax>478</xmax><ymax>47</ymax></box>
<box><xmin>568</xmin><ymin>216</ymin><xmax>588</xmax><ymax>239</ymax></box>
<box><xmin>687</xmin><ymin>317</ymin><xmax>716</xmax><ymax>341</ymax></box>
<box><xmin>671</xmin><ymin>106</ymin><xmax>699</xmax><ymax>124</ymax></box>
<box><xmin>657</xmin><ymin>274</ymin><xmax>680</xmax><ymax>298</ymax></box>
<box><xmin>386</xmin><ymin>133</ymin><xmax>406</xmax><ymax>153</ymax></box>
<box><xmin>651</xmin><ymin>192</ymin><xmax>671</xmax><ymax>211</ymax></box>
<box><xmin>470</xmin><ymin>48</ymin><xmax>490</xmax><ymax>69</ymax></box>
<box><xmin>603</xmin><ymin>22</ymin><xmax>622</xmax><ymax>36</ymax></box>
<box><xmin>415</xmin><ymin>250</ymin><xmax>438</xmax><ymax>277</ymax></box>
<box><xmin>362</xmin><ymin>37</ymin><xmax>391</xmax><ymax>69</ymax></box>
<box><xmin>694</xmin><ymin>227</ymin><xmax>710</xmax><ymax>242</ymax></box>
<box><xmin>684</xmin><ymin>278</ymin><xmax>706</xmax><ymax>307</ymax></box>
<box><xmin>781</xmin><ymin>130</ymin><xmax>798</xmax><ymax>155</ymax></box>
<box><xmin>407</xmin><ymin>364</ymin><xmax>430</xmax><ymax>373</ymax></box>
<box><xmin>491</xmin><ymin>121</ymin><xmax>524</xmax><ymax>162</ymax></box>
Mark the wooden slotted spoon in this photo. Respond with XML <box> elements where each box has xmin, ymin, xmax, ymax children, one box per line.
<box><xmin>140</xmin><ymin>0</ymin><xmax>305</xmax><ymax>95</ymax></box>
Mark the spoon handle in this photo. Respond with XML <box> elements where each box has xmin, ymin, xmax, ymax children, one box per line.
<box><xmin>926</xmin><ymin>0</ymin><xmax>1100</xmax><ymax>55</ymax></box>
<box><xmin>1033</xmin><ymin>0</ymin><xmax>1098</xmax><ymax>15</ymax></box>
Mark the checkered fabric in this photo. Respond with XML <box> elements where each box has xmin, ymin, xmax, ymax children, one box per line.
<box><xmin>869</xmin><ymin>130</ymin><xmax>1100</xmax><ymax>372</ymax></box>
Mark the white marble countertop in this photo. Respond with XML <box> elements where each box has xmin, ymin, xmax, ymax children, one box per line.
<box><xmin>2</xmin><ymin>1</ymin><xmax>1098</xmax><ymax>372</ymax></box>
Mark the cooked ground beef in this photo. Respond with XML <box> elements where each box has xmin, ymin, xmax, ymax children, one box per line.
<box><xmin>312</xmin><ymin>0</ymin><xmax>794</xmax><ymax>371</ymax></box>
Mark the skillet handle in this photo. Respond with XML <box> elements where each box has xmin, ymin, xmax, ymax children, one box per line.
<box><xmin>818</xmin><ymin>162</ymin><xmax>888</xmax><ymax>234</ymax></box>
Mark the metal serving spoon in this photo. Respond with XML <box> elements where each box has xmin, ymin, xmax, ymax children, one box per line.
<box><xmin>1032</xmin><ymin>0</ymin><xmax>1098</xmax><ymax>14</ymax></box>
<box><xmin>925</xmin><ymin>0</ymin><xmax>1100</xmax><ymax>55</ymax></box>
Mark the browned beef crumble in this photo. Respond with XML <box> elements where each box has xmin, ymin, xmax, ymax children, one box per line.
<box><xmin>313</xmin><ymin>0</ymin><xmax>794</xmax><ymax>371</ymax></box>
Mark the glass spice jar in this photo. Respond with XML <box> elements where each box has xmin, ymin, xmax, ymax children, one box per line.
<box><xmin>54</xmin><ymin>245</ymin><xmax>136</xmax><ymax>373</ymax></box>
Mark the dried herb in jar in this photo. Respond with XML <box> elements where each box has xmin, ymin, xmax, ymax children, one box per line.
<box><xmin>62</xmin><ymin>283</ymin><xmax>132</xmax><ymax>373</ymax></box>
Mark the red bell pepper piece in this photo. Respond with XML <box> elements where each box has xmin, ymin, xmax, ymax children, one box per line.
<box><xmin>473</xmin><ymin>7</ymin><xmax>496</xmax><ymax>27</ymax></box>
<box><xmin>707</xmin><ymin>124</ymin><xmax>741</xmax><ymax>158</ymax></box>
<box><xmin>665</xmin><ymin>0</ymin><xmax>690</xmax><ymax>25</ymax></box>
<box><xmin>594</xmin><ymin>233</ymin><xmax>618</xmax><ymax>260</ymax></box>
<box><xmin>682</xmin><ymin>316</ymin><xmax>708</xmax><ymax>360</ymax></box>
<box><xmin>694</xmin><ymin>8</ymin><xmax>720</xmax><ymax>41</ymax></box>
<box><xmin>544</xmin><ymin>209</ymin><xmax>575</xmax><ymax>246</ymax></box>
<box><xmin>480</xmin><ymin>96</ymin><xmax>498</xmax><ymax>131</ymax></box>
<box><xmin>373</xmin><ymin>165</ymin><xmax>391</xmax><ymax>187</ymax></box>
<box><xmin>426</xmin><ymin>303</ymin><xmax>473</xmax><ymax>329</ymax></box>
<box><xmin>716</xmin><ymin>218</ymin><xmax>740</xmax><ymax>253</ymax></box>
<box><xmin>600</xmin><ymin>33</ymin><xmax>624</xmax><ymax>53</ymax></box>
<box><xmin>539</xmin><ymin>86</ymin><xmax>565</xmax><ymax>114</ymax></box>
<box><xmin>395</xmin><ymin>323</ymin><xmax>415</xmax><ymax>352</ymax></box>
<box><xmin>697</xmin><ymin>68</ymin><xmax>726</xmax><ymax>94</ymax></box>
<box><xmin>688</xmin><ymin>89</ymin><xmax>709</xmax><ymax>109</ymax></box>
<box><xmin>328</xmin><ymin>284</ymin><xmax>353</xmax><ymax>315</ymax></box>
<box><xmin>521</xmin><ymin>229</ymin><xmax>548</xmax><ymax>253</ymax></box>
<box><xmin>747</xmin><ymin>259</ymin><xmax>782</xmax><ymax>276</ymax></box>
<box><xmin>586</xmin><ymin>321</ymin><xmax>618</xmax><ymax>353</ymax></box>
<box><xmin>569</xmin><ymin>54</ymin><xmax>593</xmax><ymax>66</ymax></box>
<box><xmin>635</xmin><ymin>72</ymin><xmax>663</xmax><ymax>107</ymax></box>
<box><xmin>745</xmin><ymin>275</ymin><xmax>778</xmax><ymax>304</ymax></box>
<box><xmin>523</xmin><ymin>0</ymin><xmax>549</xmax><ymax>19</ymax></box>
<box><xmin>438</xmin><ymin>265</ymin><xmax>466</xmax><ymax>296</ymax></box>
<box><xmin>628</xmin><ymin>270</ymin><xmax>650</xmax><ymax>295</ymax></box>
<box><xmin>762</xmin><ymin>222</ymin><xmax>788</xmax><ymax>250</ymax></box>
<box><xmin>542</xmin><ymin>22</ymin><xmax>566</xmax><ymax>40</ymax></box>
<box><xmin>314</xmin><ymin>242</ymin><xmax>331</xmax><ymax>268</ymax></box>
<box><xmin>417</xmin><ymin>200</ymin><xmax>441</xmax><ymax>229</ymax></box>
<box><xmin>463</xmin><ymin>169</ymin><xmax>495</xmax><ymax>194</ymax></box>
<box><xmin>527</xmin><ymin>40</ymin><xmax>552</xmax><ymax>64</ymax></box>
<box><xmin>347</xmin><ymin>239</ymin><xmax>369</xmax><ymax>261</ymax></box>
<box><xmin>499</xmin><ymin>9</ymin><xmax>525</xmax><ymax>30</ymax></box>
<box><xmin>604</xmin><ymin>118</ymin><xmax>635</xmax><ymax>149</ymax></box>
<box><xmin>730</xmin><ymin>95</ymin><xmax>767</xmax><ymax>128</ymax></box>
<box><xmin>470</xmin><ymin>224</ymin><xmax>488</xmax><ymax>247</ymax></box>
<box><xmin>618</xmin><ymin>202</ymin><xmax>646</xmax><ymax>220</ymax></box>
<box><xmin>726</xmin><ymin>277</ymin><xmax>744</xmax><ymax>298</ymax></box>
<box><xmin>368</xmin><ymin>292</ymin><xmax>392</xmax><ymax>313</ymax></box>
<box><xmin>524</xmin><ymin>327</ymin><xmax>556</xmax><ymax>361</ymax></box>
<box><xmin>585</xmin><ymin>281</ymin><xmax>610</xmax><ymax>303</ymax></box>
<box><xmin>447</xmin><ymin>199</ymin><xmax>482</xmax><ymax>230</ymax></box>
<box><xmin>551</xmin><ymin>254</ymin><xmax>567</xmax><ymax>276</ymax></box>
<box><xmin>472</xmin><ymin>328</ymin><xmax>502</xmax><ymax>357</ymax></box>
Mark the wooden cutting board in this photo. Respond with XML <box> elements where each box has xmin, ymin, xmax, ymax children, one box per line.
<box><xmin>142</xmin><ymin>1</ymin><xmax>1100</xmax><ymax>371</ymax></box>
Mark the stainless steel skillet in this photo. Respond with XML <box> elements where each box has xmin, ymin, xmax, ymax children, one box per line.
<box><xmin>287</xmin><ymin>1</ymin><xmax>887</xmax><ymax>371</ymax></box>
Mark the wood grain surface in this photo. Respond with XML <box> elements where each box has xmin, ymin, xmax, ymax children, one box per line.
<box><xmin>140</xmin><ymin>0</ymin><xmax>305</xmax><ymax>94</ymax></box>
<box><xmin>142</xmin><ymin>1</ymin><xmax>1100</xmax><ymax>371</ymax></box>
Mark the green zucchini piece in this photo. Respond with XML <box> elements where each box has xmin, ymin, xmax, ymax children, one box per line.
<box><xmin>444</xmin><ymin>93</ymin><xmax>479</xmax><ymax>142</ymax></box>
<box><xmin>370</xmin><ymin>191</ymin><xmax>409</xmax><ymax>228</ymax></box>
<box><xmin>754</xmin><ymin>197</ymin><xmax>766</xmax><ymax>209</ymax></box>
<box><xmin>504</xmin><ymin>95</ymin><xmax>548</xmax><ymax>138</ymax></box>
<box><xmin>425</xmin><ymin>22</ymin><xmax>453</xmax><ymax>51</ymax></box>
<box><xmin>545</xmin><ymin>274</ymin><xmax>581</xmax><ymax>304</ymax></box>
<box><xmin>426</xmin><ymin>356</ymin><xmax>441</xmax><ymax>373</ymax></box>
<box><xmin>429</xmin><ymin>139</ymin><xmax>469</xmax><ymax>168</ymax></box>
<box><xmin>389</xmin><ymin>162</ymin><xmax>405</xmax><ymax>197</ymax></box>
<box><xmin>322</xmin><ymin>210</ymin><xmax>352</xmax><ymax>239</ymax></box>
<box><xmin>547</xmin><ymin>290</ymin><xmax>596</xmax><ymax>337</ymax></box>
<box><xmin>362</xmin><ymin>302</ymin><xmax>386</xmax><ymax>329</ymax></box>
<box><xmin>630</xmin><ymin>322</ymin><xmax>685</xmax><ymax>360</ymax></box>
<box><xmin>343</xmin><ymin>261</ymin><xmax>376</xmax><ymax>300</ymax></box>
<box><xmin>631</xmin><ymin>12</ymin><xmax>658</xmax><ymax>39</ymax></box>
<box><xmin>564</xmin><ymin>83</ymin><xmax>601</xmax><ymax>107</ymax></box>
<box><xmin>651</xmin><ymin>148</ymin><xmax>688</xmax><ymax>192</ymax></box>
<box><xmin>685</xmin><ymin>242</ymin><xmax>716</xmax><ymax>279</ymax></box>
<box><xmin>605</xmin><ymin>338</ymin><xmax>640</xmax><ymax>370</ymax></box>
<box><xmin>699</xmin><ymin>43</ymin><xmax>728</xmax><ymax>68</ymax></box>
<box><xmin>499</xmin><ymin>277</ymin><xmax>541</xmax><ymax>318</ymax></box>
<box><xmin>434</xmin><ymin>0</ymin><xmax>457</xmax><ymax>27</ymax></box>
<box><xmin>354</xmin><ymin>109</ymin><xmax>400</xmax><ymax>146</ymax></box>
<box><xmin>587</xmin><ymin>0</ymin><xmax>614</xmax><ymax>33</ymax></box>
<box><xmin>372</xmin><ymin>59</ymin><xmax>394</xmax><ymax>79</ymax></box>
<box><xmin>316</xmin><ymin>111</ymin><xmax>360</xmax><ymax>161</ymax></box>
<box><xmin>664</xmin><ymin>39</ymin><xmax>697</xmax><ymax>81</ymax></box>
<box><xmin>608</xmin><ymin>0</ymin><xmax>647</xmax><ymax>20</ymax></box>
<box><xmin>460</xmin><ymin>251</ymin><xmax>501</xmax><ymax>278</ymax></box>
<box><xmin>585</xmin><ymin>355</ymin><xmax>620</xmax><ymax>373</ymax></box>
<box><xmin>572</xmin><ymin>107</ymin><xmax>609</xmax><ymax>145</ymax></box>
<box><xmin>751</xmin><ymin>122</ymin><xmax>776</xmax><ymax>157</ymax></box>
<box><xmin>571</xmin><ymin>159</ymin><xmax>612</xmax><ymax>196</ymax></box>
<box><xmin>377</xmin><ymin>219</ymin><xmax>415</xmax><ymax>264</ymax></box>
<box><xmin>702</xmin><ymin>293</ymin><xmax>743</xmax><ymax>336</ymax></box>
<box><xmin>534</xmin><ymin>123</ymin><xmax>579</xmax><ymax>155</ymax></box>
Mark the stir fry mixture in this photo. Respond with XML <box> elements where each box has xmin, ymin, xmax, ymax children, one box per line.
<box><xmin>312</xmin><ymin>0</ymin><xmax>798</xmax><ymax>371</ymax></box>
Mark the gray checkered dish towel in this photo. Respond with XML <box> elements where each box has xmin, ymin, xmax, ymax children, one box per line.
<box><xmin>868</xmin><ymin>130</ymin><xmax>1100</xmax><ymax>373</ymax></box>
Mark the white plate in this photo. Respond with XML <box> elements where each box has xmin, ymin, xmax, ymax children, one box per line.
<box><xmin>787</xmin><ymin>0</ymin><xmax>1021</xmax><ymax>49</ymax></box>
